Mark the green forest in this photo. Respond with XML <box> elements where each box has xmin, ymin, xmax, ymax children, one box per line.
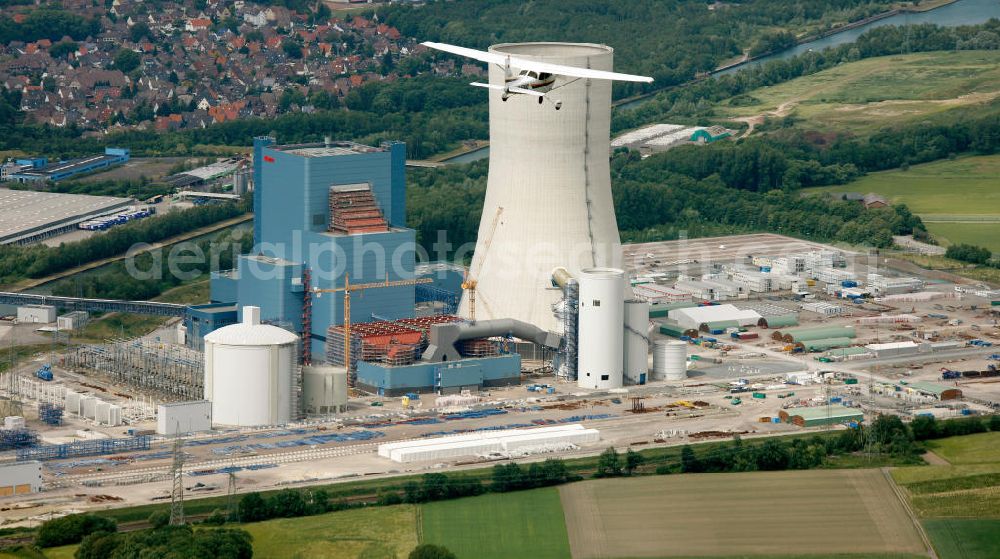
<box><xmin>382</xmin><ymin>0</ymin><xmax>896</xmax><ymax>98</ymax></box>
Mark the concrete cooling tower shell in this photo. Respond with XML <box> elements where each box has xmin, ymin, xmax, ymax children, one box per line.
<box><xmin>459</xmin><ymin>43</ymin><xmax>623</xmax><ymax>332</ymax></box>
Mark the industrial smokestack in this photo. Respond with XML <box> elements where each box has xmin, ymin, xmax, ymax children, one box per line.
<box><xmin>459</xmin><ymin>43</ymin><xmax>624</xmax><ymax>331</ymax></box>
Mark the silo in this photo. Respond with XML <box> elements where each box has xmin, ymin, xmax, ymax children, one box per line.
<box><xmin>652</xmin><ymin>340</ymin><xmax>687</xmax><ymax>382</ymax></box>
<box><xmin>302</xmin><ymin>365</ymin><xmax>349</xmax><ymax>415</ymax></box>
<box><xmin>623</xmin><ymin>300</ymin><xmax>650</xmax><ymax>385</ymax></box>
<box><xmin>204</xmin><ymin>306</ymin><xmax>300</xmax><ymax>426</ymax></box>
<box><xmin>460</xmin><ymin>43</ymin><xmax>624</xmax><ymax>331</ymax></box>
<box><xmin>577</xmin><ymin>268</ymin><xmax>624</xmax><ymax>389</ymax></box>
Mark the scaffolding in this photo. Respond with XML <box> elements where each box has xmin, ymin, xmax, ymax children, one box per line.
<box><xmin>38</xmin><ymin>402</ymin><xmax>63</xmax><ymax>425</ymax></box>
<box><xmin>325</xmin><ymin>315</ymin><xmax>465</xmax><ymax>373</ymax></box>
<box><xmin>0</xmin><ymin>428</ymin><xmax>38</xmax><ymax>450</ymax></box>
<box><xmin>64</xmin><ymin>339</ymin><xmax>203</xmax><ymax>401</ymax></box>
<box><xmin>328</xmin><ymin>185</ymin><xmax>389</xmax><ymax>234</ymax></box>
<box><xmin>415</xmin><ymin>284</ymin><xmax>459</xmax><ymax>314</ymax></box>
<box><xmin>16</xmin><ymin>435</ymin><xmax>151</xmax><ymax>461</ymax></box>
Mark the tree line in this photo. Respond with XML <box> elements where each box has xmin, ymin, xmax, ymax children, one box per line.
<box><xmin>382</xmin><ymin>0</ymin><xmax>895</xmax><ymax>99</ymax></box>
<box><xmin>0</xmin><ymin>8</ymin><xmax>101</xmax><ymax>44</ymax></box>
<box><xmin>21</xmin><ymin>412</ymin><xmax>998</xmax><ymax>557</ymax></box>
<box><xmin>0</xmin><ymin>202</ymin><xmax>246</xmax><ymax>287</ymax></box>
<box><xmin>406</xmin><ymin>150</ymin><xmax>927</xmax><ymax>253</ymax></box>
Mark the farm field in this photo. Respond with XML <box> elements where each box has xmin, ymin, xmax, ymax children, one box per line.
<box><xmin>926</xmin><ymin>431</ymin><xmax>1000</xmax><ymax>465</ymax></box>
<box><xmin>421</xmin><ymin>488</ymin><xmax>571</xmax><ymax>559</ymax></box>
<box><xmin>720</xmin><ymin>51</ymin><xmax>1000</xmax><ymax>134</ymax></box>
<box><xmin>923</xmin><ymin>519</ymin><xmax>1000</xmax><ymax>559</ymax></box>
<box><xmin>925</xmin><ymin>223</ymin><xmax>1000</xmax><ymax>253</ymax></box>
<box><xmin>242</xmin><ymin>504</ymin><xmax>419</xmax><ymax>559</ymax></box>
<box><xmin>559</xmin><ymin>469</ymin><xmax>926</xmax><ymax>559</ymax></box>
<box><xmin>804</xmin><ymin>154</ymin><xmax>1000</xmax><ymax>251</ymax></box>
<box><xmin>893</xmin><ymin>432</ymin><xmax>1000</xmax><ymax>559</ymax></box>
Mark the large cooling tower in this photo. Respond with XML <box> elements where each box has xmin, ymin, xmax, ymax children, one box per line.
<box><xmin>459</xmin><ymin>43</ymin><xmax>623</xmax><ymax>332</ymax></box>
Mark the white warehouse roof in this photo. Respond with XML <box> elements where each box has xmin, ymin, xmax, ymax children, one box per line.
<box><xmin>667</xmin><ymin>304</ymin><xmax>762</xmax><ymax>329</ymax></box>
<box><xmin>379</xmin><ymin>424</ymin><xmax>599</xmax><ymax>463</ymax></box>
<box><xmin>865</xmin><ymin>341</ymin><xmax>919</xmax><ymax>351</ymax></box>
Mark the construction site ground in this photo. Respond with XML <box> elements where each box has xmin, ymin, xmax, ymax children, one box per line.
<box><xmin>2</xmin><ymin>233</ymin><xmax>999</xmax><ymax>526</ymax></box>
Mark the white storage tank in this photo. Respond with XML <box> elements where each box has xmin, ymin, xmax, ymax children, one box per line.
<box><xmin>652</xmin><ymin>340</ymin><xmax>687</xmax><ymax>381</ymax></box>
<box><xmin>302</xmin><ymin>365</ymin><xmax>349</xmax><ymax>415</ymax></box>
<box><xmin>204</xmin><ymin>306</ymin><xmax>299</xmax><ymax>427</ymax></box>
<box><xmin>577</xmin><ymin>268</ymin><xmax>624</xmax><ymax>390</ymax></box>
<box><xmin>623</xmin><ymin>300</ymin><xmax>650</xmax><ymax>385</ymax></box>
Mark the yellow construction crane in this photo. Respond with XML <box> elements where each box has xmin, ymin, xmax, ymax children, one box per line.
<box><xmin>314</xmin><ymin>273</ymin><xmax>433</xmax><ymax>371</ymax></box>
<box><xmin>462</xmin><ymin>206</ymin><xmax>503</xmax><ymax>322</ymax></box>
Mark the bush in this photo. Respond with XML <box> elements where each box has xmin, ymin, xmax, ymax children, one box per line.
<box><xmin>35</xmin><ymin>513</ymin><xmax>116</xmax><ymax>548</ymax></box>
<box><xmin>409</xmin><ymin>543</ymin><xmax>457</xmax><ymax>559</ymax></box>
<box><xmin>945</xmin><ymin>243</ymin><xmax>993</xmax><ymax>265</ymax></box>
<box><xmin>237</xmin><ymin>492</ymin><xmax>269</xmax><ymax>523</ymax></box>
<box><xmin>990</xmin><ymin>414</ymin><xmax>1000</xmax><ymax>432</ymax></box>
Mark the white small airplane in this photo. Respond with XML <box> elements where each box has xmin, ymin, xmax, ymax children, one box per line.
<box><xmin>422</xmin><ymin>41</ymin><xmax>653</xmax><ymax>110</ymax></box>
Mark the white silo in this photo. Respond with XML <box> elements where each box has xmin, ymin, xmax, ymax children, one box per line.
<box><xmin>623</xmin><ymin>300</ymin><xmax>650</xmax><ymax>385</ymax></box>
<box><xmin>204</xmin><ymin>306</ymin><xmax>299</xmax><ymax>426</ymax></box>
<box><xmin>460</xmin><ymin>43</ymin><xmax>625</xmax><ymax>331</ymax></box>
<box><xmin>577</xmin><ymin>268</ymin><xmax>624</xmax><ymax>389</ymax></box>
<box><xmin>302</xmin><ymin>365</ymin><xmax>349</xmax><ymax>415</ymax></box>
<box><xmin>652</xmin><ymin>340</ymin><xmax>687</xmax><ymax>382</ymax></box>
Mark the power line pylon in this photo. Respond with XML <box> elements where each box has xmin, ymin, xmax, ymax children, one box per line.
<box><xmin>226</xmin><ymin>467</ymin><xmax>238</xmax><ymax>522</ymax></box>
<box><xmin>169</xmin><ymin>432</ymin><xmax>185</xmax><ymax>526</ymax></box>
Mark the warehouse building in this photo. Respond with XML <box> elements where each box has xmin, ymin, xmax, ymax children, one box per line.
<box><xmin>867</xmin><ymin>273</ymin><xmax>923</xmax><ymax>296</ymax></box>
<box><xmin>667</xmin><ymin>304</ymin><xmax>762</xmax><ymax>330</ymax></box>
<box><xmin>779</xmin><ymin>405</ymin><xmax>863</xmax><ymax>427</ymax></box>
<box><xmin>0</xmin><ymin>188</ymin><xmax>134</xmax><ymax>245</ymax></box>
<box><xmin>4</xmin><ymin>148</ymin><xmax>130</xmax><ymax>183</ymax></box>
<box><xmin>773</xmin><ymin>325</ymin><xmax>856</xmax><ymax>343</ymax></box>
<box><xmin>905</xmin><ymin>381</ymin><xmax>962</xmax><ymax>401</ymax></box>
<box><xmin>0</xmin><ymin>461</ymin><xmax>42</xmax><ymax>496</ymax></box>
<box><xmin>865</xmin><ymin>341</ymin><xmax>920</xmax><ymax>359</ymax></box>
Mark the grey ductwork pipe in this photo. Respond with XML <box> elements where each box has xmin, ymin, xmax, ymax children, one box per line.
<box><xmin>422</xmin><ymin>319</ymin><xmax>563</xmax><ymax>363</ymax></box>
<box><xmin>551</xmin><ymin>266</ymin><xmax>574</xmax><ymax>289</ymax></box>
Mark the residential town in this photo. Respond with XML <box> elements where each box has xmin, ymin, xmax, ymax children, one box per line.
<box><xmin>0</xmin><ymin>0</ymin><xmax>450</xmax><ymax>133</ymax></box>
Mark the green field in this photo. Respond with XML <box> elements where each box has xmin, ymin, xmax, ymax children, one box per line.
<box><xmin>926</xmin><ymin>432</ymin><xmax>1000</xmax><ymax>465</ymax></box>
<box><xmin>923</xmin><ymin>520</ymin><xmax>1000</xmax><ymax>559</ymax></box>
<box><xmin>891</xmin><ymin>432</ymin><xmax>1000</xmax><ymax>558</ymax></box>
<box><xmin>421</xmin><ymin>488</ymin><xmax>571</xmax><ymax>559</ymax></box>
<box><xmin>806</xmin><ymin>155</ymin><xmax>1000</xmax><ymax>216</ymax></box>
<box><xmin>721</xmin><ymin>50</ymin><xmax>1000</xmax><ymax>134</ymax></box>
<box><xmin>925</xmin><ymin>223</ymin><xmax>1000</xmax><ymax>253</ymax></box>
<box><xmin>804</xmin><ymin>154</ymin><xmax>1000</xmax><ymax>252</ymax></box>
<box><xmin>242</xmin><ymin>505</ymin><xmax>419</xmax><ymax>559</ymax></box>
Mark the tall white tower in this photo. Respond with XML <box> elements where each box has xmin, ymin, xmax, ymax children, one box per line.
<box><xmin>459</xmin><ymin>43</ymin><xmax>624</xmax><ymax>332</ymax></box>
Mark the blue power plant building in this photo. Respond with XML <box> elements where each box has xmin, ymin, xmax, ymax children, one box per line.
<box><xmin>207</xmin><ymin>137</ymin><xmax>415</xmax><ymax>363</ymax></box>
<box><xmin>197</xmin><ymin>136</ymin><xmax>539</xmax><ymax>396</ymax></box>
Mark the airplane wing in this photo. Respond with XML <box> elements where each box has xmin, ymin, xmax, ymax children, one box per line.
<box><xmin>507</xmin><ymin>56</ymin><xmax>653</xmax><ymax>83</ymax></box>
<box><xmin>424</xmin><ymin>41</ymin><xmax>653</xmax><ymax>83</ymax></box>
<box><xmin>470</xmin><ymin>83</ymin><xmax>546</xmax><ymax>98</ymax></box>
<box><xmin>422</xmin><ymin>41</ymin><xmax>507</xmax><ymax>66</ymax></box>
<box><xmin>508</xmin><ymin>86</ymin><xmax>545</xmax><ymax>97</ymax></box>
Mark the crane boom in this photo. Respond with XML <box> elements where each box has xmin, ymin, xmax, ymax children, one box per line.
<box><xmin>462</xmin><ymin>206</ymin><xmax>503</xmax><ymax>322</ymax></box>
